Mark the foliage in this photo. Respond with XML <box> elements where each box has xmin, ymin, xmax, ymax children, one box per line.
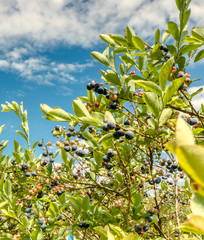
<box><xmin>167</xmin><ymin>117</ymin><xmax>204</xmax><ymax>235</ymax></box>
<box><xmin>0</xmin><ymin>0</ymin><xmax>204</xmax><ymax>239</ymax></box>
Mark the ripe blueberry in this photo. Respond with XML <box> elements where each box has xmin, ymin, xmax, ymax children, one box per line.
<box><xmin>146</xmin><ymin>216</ymin><xmax>153</xmax><ymax>222</ymax></box>
<box><xmin>107</xmin><ymin>150</ymin><xmax>115</xmax><ymax>157</ymax></box>
<box><xmin>155</xmin><ymin>177</ymin><xmax>161</xmax><ymax>184</ymax></box>
<box><xmin>110</xmin><ymin>102</ymin><xmax>117</xmax><ymax>109</ymax></box>
<box><xmin>189</xmin><ymin>118</ymin><xmax>198</xmax><ymax>126</ymax></box>
<box><xmin>87</xmin><ymin>83</ymin><xmax>92</xmax><ymax>90</ymax></box>
<box><xmin>55</xmin><ymin>125</ymin><xmax>60</xmax><ymax>131</ymax></box>
<box><xmin>102</xmin><ymin>124</ymin><xmax>109</xmax><ymax>131</ymax></box>
<box><xmin>97</xmin><ymin>87</ymin><xmax>104</xmax><ymax>94</ymax></box>
<box><xmin>125</xmin><ymin>131</ymin><xmax>134</xmax><ymax>140</ymax></box>
<box><xmin>143</xmin><ymin>225</ymin><xmax>150</xmax><ymax>232</ymax></box>
<box><xmin>39</xmin><ymin>218</ymin><xmax>44</xmax><ymax>225</ymax></box>
<box><xmin>135</xmin><ymin>226</ymin><xmax>142</xmax><ymax>233</ymax></box>
<box><xmin>40</xmin><ymin>224</ymin><xmax>47</xmax><ymax>230</ymax></box>
<box><xmin>103</xmin><ymin>155</ymin><xmax>111</xmax><ymax>162</ymax></box>
<box><xmin>69</xmin><ymin>126</ymin><xmax>75</xmax><ymax>132</ymax></box>
<box><xmin>113</xmin><ymin>131</ymin><xmax>120</xmax><ymax>139</ymax></box>
<box><xmin>107</xmin><ymin>121</ymin><xmax>116</xmax><ymax>130</ymax></box>
<box><xmin>124</xmin><ymin>120</ymin><xmax>130</xmax><ymax>125</ymax></box>
<box><xmin>25</xmin><ymin>172</ymin><xmax>31</xmax><ymax>177</ymax></box>
<box><xmin>105</xmin><ymin>164</ymin><xmax>112</xmax><ymax>170</ymax></box>
<box><xmin>25</xmin><ymin>208</ymin><xmax>31</xmax><ymax>213</ymax></box>
<box><xmin>64</xmin><ymin>146</ymin><xmax>71</xmax><ymax>152</ymax></box>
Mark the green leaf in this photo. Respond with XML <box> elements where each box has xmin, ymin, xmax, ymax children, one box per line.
<box><xmin>155</xmin><ymin>29</ymin><xmax>160</xmax><ymax>44</ymax></box>
<box><xmin>91</xmin><ymin>112</ymin><xmax>104</xmax><ymax>124</ymax></box>
<box><xmin>179</xmin><ymin>30</ymin><xmax>188</xmax><ymax>45</ymax></box>
<box><xmin>159</xmin><ymin>108</ymin><xmax>173</xmax><ymax>126</ymax></box>
<box><xmin>99</xmin><ymin>133</ymin><xmax>113</xmax><ymax>148</ymax></box>
<box><xmin>119</xmin><ymin>63</ymin><xmax>125</xmax><ymax>76</ymax></box>
<box><xmin>82</xmin><ymin>132</ymin><xmax>100</xmax><ymax>149</ymax></box>
<box><xmin>73</xmin><ymin>99</ymin><xmax>90</xmax><ymax>117</ymax></box>
<box><xmin>120</xmin><ymin>54</ymin><xmax>135</xmax><ymax>66</ymax></box>
<box><xmin>32</xmin><ymin>141</ymin><xmax>39</xmax><ymax>149</ymax></box>
<box><xmin>94</xmin><ymin>151</ymin><xmax>103</xmax><ymax>166</ymax></box>
<box><xmin>109</xmin><ymin>34</ymin><xmax>129</xmax><ymax>47</ymax></box>
<box><xmin>131</xmin><ymin>193</ymin><xmax>142</xmax><ymax>208</ymax></box>
<box><xmin>12</xmin><ymin>101</ymin><xmax>21</xmax><ymax>118</ymax></box>
<box><xmin>177</xmin><ymin>56</ymin><xmax>186</xmax><ymax>69</ymax></box>
<box><xmin>176</xmin><ymin>145</ymin><xmax>204</xmax><ymax>185</ymax></box>
<box><xmin>61</xmin><ymin>149</ymin><xmax>70</xmax><ymax>168</ymax></box>
<box><xmin>175</xmin><ymin>0</ymin><xmax>182</xmax><ymax>10</ymax></box>
<box><xmin>104</xmin><ymin>111</ymin><xmax>115</xmax><ymax>123</ymax></box>
<box><xmin>90</xmin><ymin>172</ymin><xmax>96</xmax><ymax>181</ymax></box>
<box><xmin>109</xmin><ymin>224</ymin><xmax>126</xmax><ymax>238</ymax></box>
<box><xmin>194</xmin><ymin>49</ymin><xmax>204</xmax><ymax>62</ymax></box>
<box><xmin>162</xmin><ymin>31</ymin><xmax>170</xmax><ymax>43</ymax></box>
<box><xmin>4</xmin><ymin>180</ymin><xmax>12</xmax><ymax>198</ymax></box>
<box><xmin>0</xmin><ymin>125</ymin><xmax>5</xmax><ymax>136</ymax></box>
<box><xmin>47</xmin><ymin>162</ymin><xmax>53</xmax><ymax>175</ymax></box>
<box><xmin>103</xmin><ymin>46</ymin><xmax>110</xmax><ymax>59</ymax></box>
<box><xmin>128</xmin><ymin>80</ymin><xmax>135</xmax><ymax>92</ymax></box>
<box><xmin>167</xmin><ymin>22</ymin><xmax>179</xmax><ymax>41</ymax></box>
<box><xmin>132</xmin><ymin>36</ymin><xmax>145</xmax><ymax>52</ymax></box>
<box><xmin>21</xmin><ymin>216</ymin><xmax>29</xmax><ymax>228</ymax></box>
<box><xmin>143</xmin><ymin>92</ymin><xmax>160</xmax><ymax>118</ymax></box>
<box><xmin>125</xmin><ymin>26</ymin><xmax>136</xmax><ymax>45</ymax></box>
<box><xmin>176</xmin><ymin>116</ymin><xmax>195</xmax><ymax>146</ymax></box>
<box><xmin>99</xmin><ymin>34</ymin><xmax>115</xmax><ymax>46</ymax></box>
<box><xmin>115</xmin><ymin>173</ymin><xmax>123</xmax><ymax>184</ymax></box>
<box><xmin>87</xmin><ymin>90</ymin><xmax>96</xmax><ymax>104</ymax></box>
<box><xmin>0</xmin><ymin>201</ymin><xmax>8</xmax><ymax>209</ymax></box>
<box><xmin>161</xmin><ymin>180</ymin><xmax>168</xmax><ymax>190</ymax></box>
<box><xmin>106</xmin><ymin>226</ymin><xmax>115</xmax><ymax>240</ymax></box>
<box><xmin>159</xmin><ymin>57</ymin><xmax>174</xmax><ymax>91</ymax></box>
<box><xmin>191</xmin><ymin>193</ymin><xmax>204</xmax><ymax>218</ymax></box>
<box><xmin>78</xmin><ymin>116</ymin><xmax>100</xmax><ymax>126</ymax></box>
<box><xmin>114</xmin><ymin>47</ymin><xmax>128</xmax><ymax>54</ymax></box>
<box><xmin>133</xmin><ymin>80</ymin><xmax>162</xmax><ymax>96</ymax></box>
<box><xmin>91</xmin><ymin>51</ymin><xmax>109</xmax><ymax>67</ymax></box>
<box><xmin>179</xmin><ymin>215</ymin><xmax>204</xmax><ymax>234</ymax></box>
<box><xmin>123</xmin><ymin>233</ymin><xmax>138</xmax><ymax>240</ymax></box>
<box><xmin>137</xmin><ymin>55</ymin><xmax>147</xmax><ymax>71</ymax></box>
<box><xmin>46</xmin><ymin>108</ymin><xmax>72</xmax><ymax>121</ymax></box>
<box><xmin>101</xmin><ymin>71</ymin><xmax>121</xmax><ymax>86</ymax></box>
<box><xmin>16</xmin><ymin>130</ymin><xmax>27</xmax><ymax>142</ymax></box>
<box><xmin>83</xmin><ymin>196</ymin><xmax>90</xmax><ymax>211</ymax></box>
<box><xmin>180</xmin><ymin>9</ymin><xmax>191</xmax><ymax>31</ymax></box>
<box><xmin>191</xmin><ymin>87</ymin><xmax>203</xmax><ymax>98</ymax></box>
<box><xmin>163</xmin><ymin>76</ymin><xmax>185</xmax><ymax>106</ymax></box>
<box><xmin>40</xmin><ymin>104</ymin><xmax>53</xmax><ymax>116</ymax></box>
<box><xmin>191</xmin><ymin>27</ymin><xmax>204</xmax><ymax>42</ymax></box>
<box><xmin>180</xmin><ymin>44</ymin><xmax>202</xmax><ymax>55</ymax></box>
<box><xmin>109</xmin><ymin>50</ymin><xmax>116</xmax><ymax>72</ymax></box>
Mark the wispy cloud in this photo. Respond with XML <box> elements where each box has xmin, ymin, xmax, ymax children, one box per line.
<box><xmin>0</xmin><ymin>0</ymin><xmax>203</xmax><ymax>87</ymax></box>
<box><xmin>4</xmin><ymin>89</ymin><xmax>25</xmax><ymax>98</ymax></box>
<box><xmin>0</xmin><ymin>50</ymin><xmax>94</xmax><ymax>86</ymax></box>
<box><xmin>55</xmin><ymin>86</ymin><xmax>73</xmax><ymax>96</ymax></box>
<box><xmin>0</xmin><ymin>0</ymin><xmax>203</xmax><ymax>50</ymax></box>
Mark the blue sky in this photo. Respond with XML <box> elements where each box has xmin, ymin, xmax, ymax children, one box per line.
<box><xmin>0</xmin><ymin>0</ymin><xmax>203</xmax><ymax>159</ymax></box>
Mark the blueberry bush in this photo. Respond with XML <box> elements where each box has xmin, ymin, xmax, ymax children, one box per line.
<box><xmin>0</xmin><ymin>0</ymin><xmax>204</xmax><ymax>239</ymax></box>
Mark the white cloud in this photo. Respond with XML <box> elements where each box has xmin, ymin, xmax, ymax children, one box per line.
<box><xmin>55</xmin><ymin>86</ymin><xmax>73</xmax><ymax>96</ymax></box>
<box><xmin>188</xmin><ymin>85</ymin><xmax>204</xmax><ymax>110</ymax></box>
<box><xmin>0</xmin><ymin>60</ymin><xmax>9</xmax><ymax>68</ymax></box>
<box><xmin>0</xmin><ymin>0</ymin><xmax>202</xmax><ymax>50</ymax></box>
<box><xmin>1</xmin><ymin>51</ymin><xmax>94</xmax><ymax>86</ymax></box>
<box><xmin>4</xmin><ymin>89</ymin><xmax>25</xmax><ymax>98</ymax></box>
<box><xmin>0</xmin><ymin>0</ymin><xmax>203</xmax><ymax>86</ymax></box>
